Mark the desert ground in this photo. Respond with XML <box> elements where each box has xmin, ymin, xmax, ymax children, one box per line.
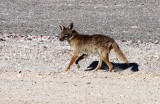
<box><xmin>0</xmin><ymin>0</ymin><xmax>160</xmax><ymax>104</ymax></box>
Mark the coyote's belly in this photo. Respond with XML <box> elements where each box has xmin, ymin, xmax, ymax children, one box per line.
<box><xmin>77</xmin><ymin>45</ymin><xmax>100</xmax><ymax>55</ymax></box>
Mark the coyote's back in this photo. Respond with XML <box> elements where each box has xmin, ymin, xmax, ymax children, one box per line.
<box><xmin>59</xmin><ymin>23</ymin><xmax>129</xmax><ymax>72</ymax></box>
<box><xmin>71</xmin><ymin>34</ymin><xmax>114</xmax><ymax>55</ymax></box>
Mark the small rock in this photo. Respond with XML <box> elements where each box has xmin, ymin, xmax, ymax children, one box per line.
<box><xmin>26</xmin><ymin>38</ymin><xmax>32</xmax><ymax>41</ymax></box>
<box><xmin>73</xmin><ymin>84</ymin><xmax>77</xmax><ymax>86</ymax></box>
<box><xmin>131</xmin><ymin>26</ymin><xmax>138</xmax><ymax>29</ymax></box>
<box><xmin>47</xmin><ymin>72</ymin><xmax>52</xmax><ymax>75</ymax></box>
<box><xmin>154</xmin><ymin>40</ymin><xmax>159</xmax><ymax>44</ymax></box>
<box><xmin>41</xmin><ymin>35</ymin><xmax>50</xmax><ymax>40</ymax></box>
<box><xmin>64</xmin><ymin>81</ymin><xmax>67</xmax><ymax>83</ymax></box>
<box><xmin>0</xmin><ymin>38</ymin><xmax>6</xmax><ymax>41</ymax></box>
<box><xmin>86</xmin><ymin>82</ymin><xmax>91</xmax><ymax>84</ymax></box>
<box><xmin>80</xmin><ymin>75</ymin><xmax>85</xmax><ymax>78</ymax></box>
<box><xmin>43</xmin><ymin>46</ymin><xmax>48</xmax><ymax>51</ymax></box>
<box><xmin>122</xmin><ymin>40</ymin><xmax>127</xmax><ymax>42</ymax></box>
<box><xmin>137</xmin><ymin>40</ymin><xmax>141</xmax><ymax>43</ymax></box>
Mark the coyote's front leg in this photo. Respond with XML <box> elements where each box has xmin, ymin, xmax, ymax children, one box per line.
<box><xmin>65</xmin><ymin>54</ymin><xmax>78</xmax><ymax>71</ymax></box>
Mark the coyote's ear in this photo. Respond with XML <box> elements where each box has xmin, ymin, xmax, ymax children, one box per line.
<box><xmin>72</xmin><ymin>30</ymin><xmax>76</xmax><ymax>33</ymax></box>
<box><xmin>59</xmin><ymin>25</ymin><xmax>65</xmax><ymax>30</ymax></box>
<box><xmin>69</xmin><ymin>23</ymin><xmax>73</xmax><ymax>30</ymax></box>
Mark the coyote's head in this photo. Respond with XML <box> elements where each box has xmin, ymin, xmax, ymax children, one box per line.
<box><xmin>59</xmin><ymin>23</ymin><xmax>75</xmax><ymax>42</ymax></box>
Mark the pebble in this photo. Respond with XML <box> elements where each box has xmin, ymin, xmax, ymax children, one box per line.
<box><xmin>86</xmin><ymin>82</ymin><xmax>91</xmax><ymax>84</ymax></box>
<box><xmin>154</xmin><ymin>40</ymin><xmax>159</xmax><ymax>44</ymax></box>
<box><xmin>0</xmin><ymin>38</ymin><xmax>6</xmax><ymax>41</ymax></box>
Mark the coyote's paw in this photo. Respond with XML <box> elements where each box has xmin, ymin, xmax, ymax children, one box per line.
<box><xmin>65</xmin><ymin>66</ymin><xmax>70</xmax><ymax>71</ymax></box>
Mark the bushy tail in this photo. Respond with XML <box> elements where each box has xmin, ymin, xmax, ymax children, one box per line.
<box><xmin>112</xmin><ymin>41</ymin><xmax>129</xmax><ymax>64</ymax></box>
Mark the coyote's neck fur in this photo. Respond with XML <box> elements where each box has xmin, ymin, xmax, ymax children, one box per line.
<box><xmin>67</xmin><ymin>30</ymin><xmax>80</xmax><ymax>46</ymax></box>
<box><xmin>66</xmin><ymin>30</ymin><xmax>76</xmax><ymax>42</ymax></box>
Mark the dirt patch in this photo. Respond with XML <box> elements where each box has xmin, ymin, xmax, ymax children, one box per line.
<box><xmin>0</xmin><ymin>34</ymin><xmax>160</xmax><ymax>104</ymax></box>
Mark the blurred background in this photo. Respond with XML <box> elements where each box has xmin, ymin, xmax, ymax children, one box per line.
<box><xmin>0</xmin><ymin>0</ymin><xmax>160</xmax><ymax>41</ymax></box>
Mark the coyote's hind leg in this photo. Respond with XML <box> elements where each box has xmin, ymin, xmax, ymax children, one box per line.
<box><xmin>102</xmin><ymin>53</ymin><xmax>113</xmax><ymax>72</ymax></box>
<box><xmin>94</xmin><ymin>57</ymin><xmax>103</xmax><ymax>71</ymax></box>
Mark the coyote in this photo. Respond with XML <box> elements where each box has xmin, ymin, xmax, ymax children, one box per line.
<box><xmin>59</xmin><ymin>23</ymin><xmax>128</xmax><ymax>72</ymax></box>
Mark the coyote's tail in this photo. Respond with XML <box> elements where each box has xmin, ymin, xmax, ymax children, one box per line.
<box><xmin>112</xmin><ymin>41</ymin><xmax>129</xmax><ymax>64</ymax></box>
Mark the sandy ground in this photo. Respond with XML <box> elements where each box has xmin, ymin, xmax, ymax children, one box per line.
<box><xmin>0</xmin><ymin>0</ymin><xmax>160</xmax><ymax>104</ymax></box>
<box><xmin>0</xmin><ymin>34</ymin><xmax>160</xmax><ymax>104</ymax></box>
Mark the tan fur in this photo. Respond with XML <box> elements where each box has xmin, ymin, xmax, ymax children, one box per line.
<box><xmin>59</xmin><ymin>23</ymin><xmax>129</xmax><ymax>72</ymax></box>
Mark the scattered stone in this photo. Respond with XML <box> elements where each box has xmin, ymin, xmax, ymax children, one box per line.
<box><xmin>73</xmin><ymin>84</ymin><xmax>77</xmax><ymax>86</ymax></box>
<box><xmin>19</xmin><ymin>71</ymin><xmax>22</xmax><ymax>73</ymax></box>
<box><xmin>131</xmin><ymin>26</ymin><xmax>138</xmax><ymax>29</ymax></box>
<box><xmin>122</xmin><ymin>40</ymin><xmax>127</xmax><ymax>42</ymax></box>
<box><xmin>154</xmin><ymin>40</ymin><xmax>159</xmax><ymax>44</ymax></box>
<box><xmin>63</xmin><ymin>81</ymin><xmax>67</xmax><ymax>83</ymax></box>
<box><xmin>43</xmin><ymin>46</ymin><xmax>48</xmax><ymax>51</ymax></box>
<box><xmin>26</xmin><ymin>37</ymin><xmax>32</xmax><ymax>41</ymax></box>
<box><xmin>86</xmin><ymin>82</ymin><xmax>91</xmax><ymax>84</ymax></box>
<box><xmin>137</xmin><ymin>40</ymin><xmax>141</xmax><ymax>43</ymax></box>
<box><xmin>0</xmin><ymin>38</ymin><xmax>6</xmax><ymax>41</ymax></box>
<box><xmin>47</xmin><ymin>72</ymin><xmax>52</xmax><ymax>75</ymax></box>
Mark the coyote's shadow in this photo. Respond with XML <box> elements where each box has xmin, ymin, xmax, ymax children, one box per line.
<box><xmin>86</xmin><ymin>61</ymin><xmax>139</xmax><ymax>72</ymax></box>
